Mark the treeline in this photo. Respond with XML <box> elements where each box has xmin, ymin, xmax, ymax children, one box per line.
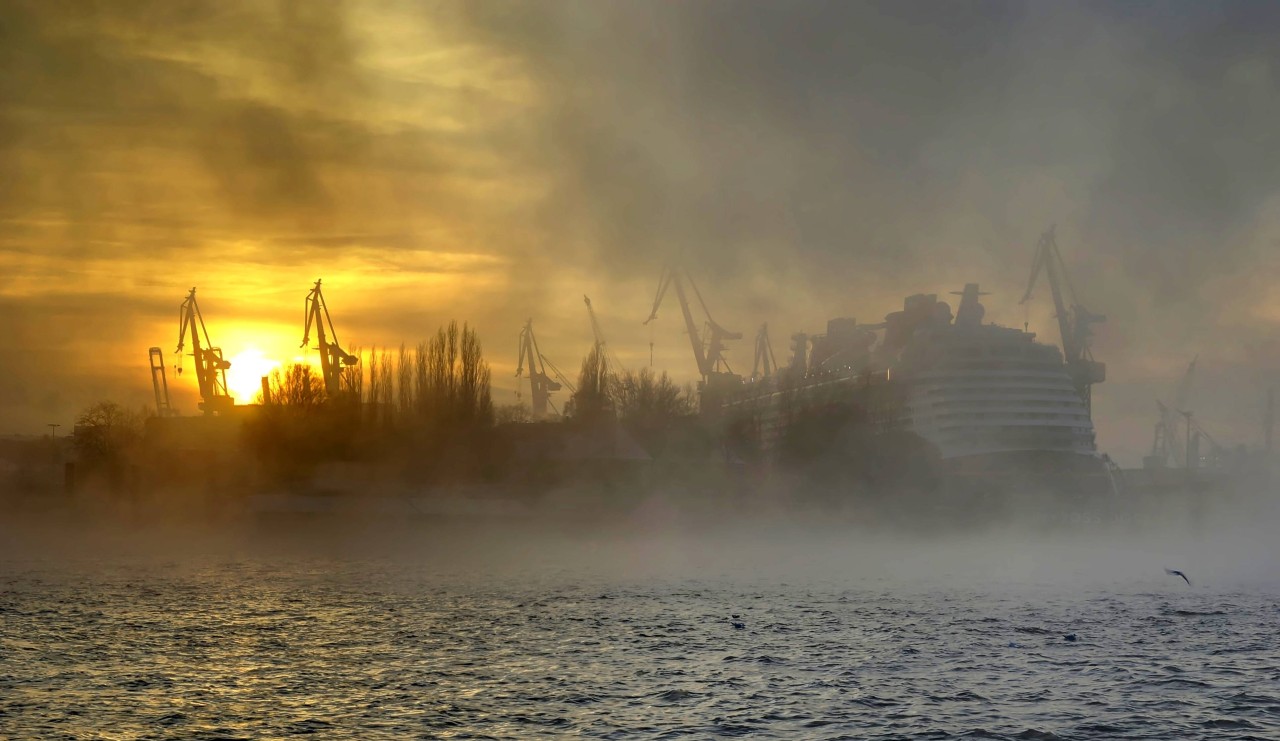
<box><xmin>352</xmin><ymin>320</ymin><xmax>493</xmax><ymax>431</ymax></box>
<box><xmin>246</xmin><ymin>321</ymin><xmax>493</xmax><ymax>484</ymax></box>
<box><xmin>564</xmin><ymin>345</ymin><xmax>703</xmax><ymax>457</ymax></box>
<box><xmin>67</xmin><ymin>327</ymin><xmax>706</xmax><ymax>497</ymax></box>
<box><xmin>61</xmin><ymin>333</ymin><xmax>942</xmax><ymax>515</ymax></box>
<box><xmin>246</xmin><ymin>333</ymin><xmax>704</xmax><ymax>486</ymax></box>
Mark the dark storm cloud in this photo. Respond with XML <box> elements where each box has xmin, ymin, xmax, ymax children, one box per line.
<box><xmin>453</xmin><ymin>1</ymin><xmax>1280</xmax><ymax>300</ymax></box>
<box><xmin>451</xmin><ymin>1</ymin><xmax>1028</xmax><ymax>277</ymax></box>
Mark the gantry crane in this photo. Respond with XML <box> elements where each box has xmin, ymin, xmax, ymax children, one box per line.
<box><xmin>148</xmin><ymin>347</ymin><xmax>175</xmax><ymax>416</ymax></box>
<box><xmin>1020</xmin><ymin>225</ymin><xmax>1106</xmax><ymax>410</ymax></box>
<box><xmin>175</xmin><ymin>287</ymin><xmax>233</xmax><ymax>415</ymax></box>
<box><xmin>752</xmin><ymin>323</ymin><xmax>777</xmax><ymax>381</ymax></box>
<box><xmin>302</xmin><ymin>279</ymin><xmax>359</xmax><ymax>399</ymax></box>
<box><xmin>644</xmin><ymin>263</ymin><xmax>742</xmax><ymax>412</ymax></box>
<box><xmin>516</xmin><ymin>318</ymin><xmax>574</xmax><ymax>419</ymax></box>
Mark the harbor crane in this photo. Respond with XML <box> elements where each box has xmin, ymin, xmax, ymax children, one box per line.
<box><xmin>1020</xmin><ymin>225</ymin><xmax>1106</xmax><ymax>410</ymax></box>
<box><xmin>516</xmin><ymin>318</ymin><xmax>574</xmax><ymax>419</ymax></box>
<box><xmin>584</xmin><ymin>295</ymin><xmax>626</xmax><ymax>372</ymax></box>
<box><xmin>1149</xmin><ymin>357</ymin><xmax>1197</xmax><ymax>468</ymax></box>
<box><xmin>1178</xmin><ymin>409</ymin><xmax>1227</xmax><ymax>470</ymax></box>
<box><xmin>175</xmin><ymin>287</ymin><xmax>233</xmax><ymax>415</ymax></box>
<box><xmin>148</xmin><ymin>347</ymin><xmax>175</xmax><ymax>417</ymax></box>
<box><xmin>644</xmin><ymin>263</ymin><xmax>742</xmax><ymax>412</ymax></box>
<box><xmin>301</xmin><ymin>279</ymin><xmax>359</xmax><ymax>399</ymax></box>
<box><xmin>752</xmin><ymin>323</ymin><xmax>777</xmax><ymax>380</ymax></box>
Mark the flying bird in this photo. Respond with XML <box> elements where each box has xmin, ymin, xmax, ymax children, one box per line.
<box><xmin>1165</xmin><ymin>568</ymin><xmax>1191</xmax><ymax>586</ymax></box>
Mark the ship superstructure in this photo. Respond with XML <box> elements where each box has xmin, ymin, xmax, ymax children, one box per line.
<box><xmin>897</xmin><ymin>284</ymin><xmax>1096</xmax><ymax>461</ymax></box>
<box><xmin>722</xmin><ymin>283</ymin><xmax>1114</xmax><ymax>496</ymax></box>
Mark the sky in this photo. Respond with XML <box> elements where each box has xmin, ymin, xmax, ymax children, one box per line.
<box><xmin>2</xmin><ymin>0</ymin><xmax>1280</xmax><ymax>465</ymax></box>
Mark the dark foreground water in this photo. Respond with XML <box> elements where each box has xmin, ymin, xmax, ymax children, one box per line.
<box><xmin>2</xmin><ymin>521</ymin><xmax>1278</xmax><ymax>739</ymax></box>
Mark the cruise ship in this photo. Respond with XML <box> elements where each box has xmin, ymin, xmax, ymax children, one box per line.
<box><xmin>722</xmin><ymin>283</ymin><xmax>1117</xmax><ymax>498</ymax></box>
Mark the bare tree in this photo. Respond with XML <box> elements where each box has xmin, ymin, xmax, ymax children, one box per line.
<box><xmin>396</xmin><ymin>343</ymin><xmax>413</xmax><ymax>419</ymax></box>
<box><xmin>568</xmin><ymin>345</ymin><xmax>613</xmax><ymax>422</ymax></box>
<box><xmin>342</xmin><ymin>345</ymin><xmax>364</xmax><ymax>401</ymax></box>
<box><xmin>73</xmin><ymin>401</ymin><xmax>144</xmax><ymax>465</ymax></box>
<box><xmin>263</xmin><ymin>364</ymin><xmax>325</xmax><ymax>407</ymax></box>
<box><xmin>458</xmin><ymin>322</ymin><xmax>492</xmax><ymax>426</ymax></box>
<box><xmin>365</xmin><ymin>346</ymin><xmax>381</xmax><ymax>425</ymax></box>
<box><xmin>612</xmin><ymin>367</ymin><xmax>695</xmax><ymax>426</ymax></box>
<box><xmin>413</xmin><ymin>341</ymin><xmax>428</xmax><ymax>417</ymax></box>
<box><xmin>377</xmin><ymin>348</ymin><xmax>394</xmax><ymax>426</ymax></box>
<box><xmin>494</xmin><ymin>403</ymin><xmax>533</xmax><ymax>425</ymax></box>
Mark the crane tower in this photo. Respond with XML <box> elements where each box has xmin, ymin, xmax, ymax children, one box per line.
<box><xmin>752</xmin><ymin>323</ymin><xmax>777</xmax><ymax>381</ymax></box>
<box><xmin>516</xmin><ymin>318</ymin><xmax>574</xmax><ymax>419</ymax></box>
<box><xmin>302</xmin><ymin>279</ymin><xmax>359</xmax><ymax>399</ymax></box>
<box><xmin>645</xmin><ymin>263</ymin><xmax>742</xmax><ymax>414</ymax></box>
<box><xmin>584</xmin><ymin>295</ymin><xmax>626</xmax><ymax>373</ymax></box>
<box><xmin>1020</xmin><ymin>226</ymin><xmax>1106</xmax><ymax>410</ymax></box>
<box><xmin>175</xmin><ymin>287</ymin><xmax>234</xmax><ymax>415</ymax></box>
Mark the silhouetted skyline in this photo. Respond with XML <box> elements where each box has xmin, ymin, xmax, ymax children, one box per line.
<box><xmin>3</xmin><ymin>1</ymin><xmax>1280</xmax><ymax>465</ymax></box>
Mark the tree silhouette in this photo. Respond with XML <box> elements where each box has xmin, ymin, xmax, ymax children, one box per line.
<box><xmin>567</xmin><ymin>345</ymin><xmax>613</xmax><ymax>422</ymax></box>
<box><xmin>73</xmin><ymin>401</ymin><xmax>143</xmax><ymax>465</ymax></box>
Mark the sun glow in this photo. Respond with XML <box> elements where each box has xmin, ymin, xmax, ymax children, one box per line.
<box><xmin>225</xmin><ymin>348</ymin><xmax>282</xmax><ymax>403</ymax></box>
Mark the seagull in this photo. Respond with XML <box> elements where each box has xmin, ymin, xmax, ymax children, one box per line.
<box><xmin>1165</xmin><ymin>568</ymin><xmax>1191</xmax><ymax>586</ymax></box>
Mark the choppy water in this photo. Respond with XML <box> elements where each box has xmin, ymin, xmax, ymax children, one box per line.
<box><xmin>2</xmin><ymin>524</ymin><xmax>1279</xmax><ymax>739</ymax></box>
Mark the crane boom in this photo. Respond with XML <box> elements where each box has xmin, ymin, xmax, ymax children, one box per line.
<box><xmin>584</xmin><ymin>295</ymin><xmax>606</xmax><ymax>351</ymax></box>
<box><xmin>1020</xmin><ymin>226</ymin><xmax>1106</xmax><ymax>408</ymax></box>
<box><xmin>1152</xmin><ymin>356</ymin><xmax>1199</xmax><ymax>467</ymax></box>
<box><xmin>752</xmin><ymin>323</ymin><xmax>777</xmax><ymax>380</ymax></box>
<box><xmin>175</xmin><ymin>287</ymin><xmax>233</xmax><ymax>415</ymax></box>
<box><xmin>645</xmin><ymin>265</ymin><xmax>740</xmax><ymax>379</ymax></box>
<box><xmin>584</xmin><ymin>295</ymin><xmax>626</xmax><ymax>373</ymax></box>
<box><xmin>516</xmin><ymin>318</ymin><xmax>564</xmax><ymax>419</ymax></box>
<box><xmin>1021</xmin><ymin>229</ymin><xmax>1074</xmax><ymax>360</ymax></box>
<box><xmin>301</xmin><ymin>279</ymin><xmax>359</xmax><ymax>399</ymax></box>
<box><xmin>148</xmin><ymin>347</ymin><xmax>174</xmax><ymax>416</ymax></box>
<box><xmin>1171</xmin><ymin>356</ymin><xmax>1197</xmax><ymax>411</ymax></box>
<box><xmin>645</xmin><ymin>262</ymin><xmax>743</xmax><ymax>415</ymax></box>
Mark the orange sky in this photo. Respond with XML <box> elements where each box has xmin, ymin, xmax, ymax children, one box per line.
<box><xmin>4</xmin><ymin>2</ymin><xmax>1280</xmax><ymax>466</ymax></box>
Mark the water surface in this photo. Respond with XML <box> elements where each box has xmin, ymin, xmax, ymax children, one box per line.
<box><xmin>2</xmin><ymin>521</ymin><xmax>1278</xmax><ymax>739</ymax></box>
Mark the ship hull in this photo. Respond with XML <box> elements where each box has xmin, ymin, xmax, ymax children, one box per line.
<box><xmin>942</xmin><ymin>450</ymin><xmax>1116</xmax><ymax>497</ymax></box>
<box><xmin>907</xmin><ymin>450</ymin><xmax>1117</xmax><ymax>528</ymax></box>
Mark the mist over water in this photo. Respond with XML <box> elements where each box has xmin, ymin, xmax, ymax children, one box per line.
<box><xmin>4</xmin><ymin>492</ymin><xmax>1279</xmax><ymax>739</ymax></box>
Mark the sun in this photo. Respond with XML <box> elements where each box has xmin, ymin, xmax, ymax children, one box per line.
<box><xmin>225</xmin><ymin>348</ymin><xmax>282</xmax><ymax>403</ymax></box>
